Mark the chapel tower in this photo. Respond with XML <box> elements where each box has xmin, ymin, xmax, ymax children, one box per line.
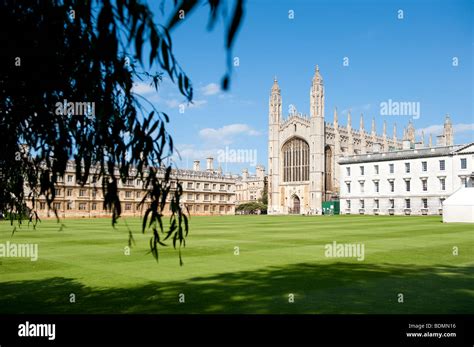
<box><xmin>268</xmin><ymin>77</ymin><xmax>282</xmax><ymax>212</ymax></box>
<box><xmin>309</xmin><ymin>66</ymin><xmax>325</xmax><ymax>213</ymax></box>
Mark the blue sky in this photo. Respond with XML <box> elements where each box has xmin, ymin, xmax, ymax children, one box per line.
<box><xmin>136</xmin><ymin>0</ymin><xmax>473</xmax><ymax>174</ymax></box>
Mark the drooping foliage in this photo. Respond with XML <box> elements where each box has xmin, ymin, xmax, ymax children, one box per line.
<box><xmin>0</xmin><ymin>0</ymin><xmax>245</xmax><ymax>264</ymax></box>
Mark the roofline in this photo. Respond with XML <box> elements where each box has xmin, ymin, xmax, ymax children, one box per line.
<box><xmin>338</xmin><ymin>143</ymin><xmax>470</xmax><ymax>164</ymax></box>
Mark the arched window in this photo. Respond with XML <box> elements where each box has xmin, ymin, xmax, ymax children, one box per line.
<box><xmin>282</xmin><ymin>138</ymin><xmax>309</xmax><ymax>182</ymax></box>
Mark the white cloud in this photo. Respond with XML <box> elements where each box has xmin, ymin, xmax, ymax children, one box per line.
<box><xmin>416</xmin><ymin>123</ymin><xmax>474</xmax><ymax>136</ymax></box>
<box><xmin>131</xmin><ymin>82</ymin><xmax>156</xmax><ymax>95</ymax></box>
<box><xmin>415</xmin><ymin>124</ymin><xmax>443</xmax><ymax>136</ymax></box>
<box><xmin>131</xmin><ymin>82</ymin><xmax>162</xmax><ymax>103</ymax></box>
<box><xmin>454</xmin><ymin>123</ymin><xmax>474</xmax><ymax>133</ymax></box>
<box><xmin>173</xmin><ymin>144</ymin><xmax>217</xmax><ymax>161</ymax></box>
<box><xmin>199</xmin><ymin>123</ymin><xmax>261</xmax><ymax>145</ymax></box>
<box><xmin>200</xmin><ymin>83</ymin><xmax>221</xmax><ymax>96</ymax></box>
<box><xmin>188</xmin><ymin>99</ymin><xmax>208</xmax><ymax>108</ymax></box>
<box><xmin>165</xmin><ymin>99</ymin><xmax>180</xmax><ymax>108</ymax></box>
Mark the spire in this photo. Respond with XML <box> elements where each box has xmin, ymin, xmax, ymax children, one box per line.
<box><xmin>393</xmin><ymin>123</ymin><xmax>397</xmax><ymax>141</ymax></box>
<box><xmin>429</xmin><ymin>133</ymin><xmax>433</xmax><ymax>147</ymax></box>
<box><xmin>445</xmin><ymin>114</ymin><xmax>452</xmax><ymax>124</ymax></box>
<box><xmin>443</xmin><ymin>114</ymin><xmax>453</xmax><ymax>146</ymax></box>
<box><xmin>371</xmin><ymin>117</ymin><xmax>376</xmax><ymax>135</ymax></box>
<box><xmin>406</xmin><ymin>120</ymin><xmax>415</xmax><ymax>143</ymax></box>
<box><xmin>312</xmin><ymin>64</ymin><xmax>323</xmax><ymax>85</ymax></box>
<box><xmin>310</xmin><ymin>65</ymin><xmax>324</xmax><ymax>118</ymax></box>
<box><xmin>347</xmin><ymin>110</ymin><xmax>352</xmax><ymax>129</ymax></box>
<box><xmin>333</xmin><ymin>107</ymin><xmax>338</xmax><ymax>126</ymax></box>
<box><xmin>421</xmin><ymin>130</ymin><xmax>425</xmax><ymax>145</ymax></box>
<box><xmin>359</xmin><ymin>113</ymin><xmax>364</xmax><ymax>131</ymax></box>
<box><xmin>382</xmin><ymin>120</ymin><xmax>388</xmax><ymax>152</ymax></box>
<box><xmin>271</xmin><ymin>76</ymin><xmax>280</xmax><ymax>93</ymax></box>
<box><xmin>269</xmin><ymin>76</ymin><xmax>282</xmax><ymax>124</ymax></box>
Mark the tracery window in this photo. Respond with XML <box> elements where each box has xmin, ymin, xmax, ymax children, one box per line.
<box><xmin>282</xmin><ymin>138</ymin><xmax>309</xmax><ymax>182</ymax></box>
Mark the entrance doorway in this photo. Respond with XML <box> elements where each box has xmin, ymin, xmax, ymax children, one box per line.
<box><xmin>292</xmin><ymin>195</ymin><xmax>300</xmax><ymax>214</ymax></box>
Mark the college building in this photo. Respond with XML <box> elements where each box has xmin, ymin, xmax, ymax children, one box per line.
<box><xmin>338</xmin><ymin>142</ymin><xmax>474</xmax><ymax>215</ymax></box>
<box><xmin>30</xmin><ymin>157</ymin><xmax>238</xmax><ymax>218</ymax></box>
<box><xmin>235</xmin><ymin>165</ymin><xmax>266</xmax><ymax>204</ymax></box>
<box><xmin>267</xmin><ymin>66</ymin><xmax>411</xmax><ymax>215</ymax></box>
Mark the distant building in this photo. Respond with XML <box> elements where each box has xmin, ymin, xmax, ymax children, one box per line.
<box><xmin>28</xmin><ymin>157</ymin><xmax>236</xmax><ymax>218</ymax></box>
<box><xmin>339</xmin><ymin>143</ymin><xmax>474</xmax><ymax>216</ymax></box>
<box><xmin>235</xmin><ymin>165</ymin><xmax>266</xmax><ymax>204</ymax></box>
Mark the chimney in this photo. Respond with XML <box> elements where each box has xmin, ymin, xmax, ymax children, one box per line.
<box><xmin>206</xmin><ymin>157</ymin><xmax>214</xmax><ymax>171</ymax></box>
<box><xmin>193</xmin><ymin>160</ymin><xmax>200</xmax><ymax>171</ymax></box>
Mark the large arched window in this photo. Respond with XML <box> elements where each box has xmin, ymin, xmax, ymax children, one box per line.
<box><xmin>282</xmin><ymin>137</ymin><xmax>310</xmax><ymax>182</ymax></box>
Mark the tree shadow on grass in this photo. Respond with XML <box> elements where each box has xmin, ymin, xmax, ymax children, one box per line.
<box><xmin>0</xmin><ymin>262</ymin><xmax>472</xmax><ymax>314</ymax></box>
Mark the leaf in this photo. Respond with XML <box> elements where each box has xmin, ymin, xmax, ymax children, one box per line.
<box><xmin>166</xmin><ymin>0</ymin><xmax>199</xmax><ymax>31</ymax></box>
<box><xmin>135</xmin><ymin>22</ymin><xmax>145</xmax><ymax>63</ymax></box>
<box><xmin>206</xmin><ymin>0</ymin><xmax>220</xmax><ymax>30</ymax></box>
<box><xmin>149</xmin><ymin>29</ymin><xmax>160</xmax><ymax>66</ymax></box>
<box><xmin>226</xmin><ymin>0</ymin><xmax>244</xmax><ymax>49</ymax></box>
<box><xmin>173</xmin><ymin>232</ymin><xmax>178</xmax><ymax>249</ymax></box>
<box><xmin>160</xmin><ymin>41</ymin><xmax>170</xmax><ymax>72</ymax></box>
<box><xmin>222</xmin><ymin>74</ymin><xmax>229</xmax><ymax>90</ymax></box>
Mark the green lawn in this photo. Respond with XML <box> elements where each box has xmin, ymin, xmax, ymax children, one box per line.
<box><xmin>0</xmin><ymin>215</ymin><xmax>472</xmax><ymax>314</ymax></box>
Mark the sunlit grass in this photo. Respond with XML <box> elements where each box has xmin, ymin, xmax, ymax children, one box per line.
<box><xmin>0</xmin><ymin>215</ymin><xmax>472</xmax><ymax>313</ymax></box>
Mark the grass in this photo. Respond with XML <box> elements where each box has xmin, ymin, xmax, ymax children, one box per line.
<box><xmin>0</xmin><ymin>215</ymin><xmax>472</xmax><ymax>314</ymax></box>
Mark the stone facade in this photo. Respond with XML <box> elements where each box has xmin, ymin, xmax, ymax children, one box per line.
<box><xmin>235</xmin><ymin>165</ymin><xmax>266</xmax><ymax>204</ymax></box>
<box><xmin>29</xmin><ymin>158</ymin><xmax>236</xmax><ymax>218</ymax></box>
<box><xmin>267</xmin><ymin>66</ymin><xmax>454</xmax><ymax>215</ymax></box>
<box><xmin>338</xmin><ymin>143</ymin><xmax>474</xmax><ymax>215</ymax></box>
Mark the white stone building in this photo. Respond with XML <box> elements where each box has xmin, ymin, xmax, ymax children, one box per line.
<box><xmin>339</xmin><ymin>143</ymin><xmax>474</xmax><ymax>215</ymax></box>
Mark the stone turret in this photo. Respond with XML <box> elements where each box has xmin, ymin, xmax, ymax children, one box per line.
<box><xmin>309</xmin><ymin>65</ymin><xmax>325</xmax><ymax>213</ymax></box>
<box><xmin>268</xmin><ymin>76</ymin><xmax>282</xmax><ymax>212</ymax></box>
<box><xmin>443</xmin><ymin>115</ymin><xmax>453</xmax><ymax>146</ymax></box>
<box><xmin>206</xmin><ymin>157</ymin><xmax>214</xmax><ymax>172</ymax></box>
